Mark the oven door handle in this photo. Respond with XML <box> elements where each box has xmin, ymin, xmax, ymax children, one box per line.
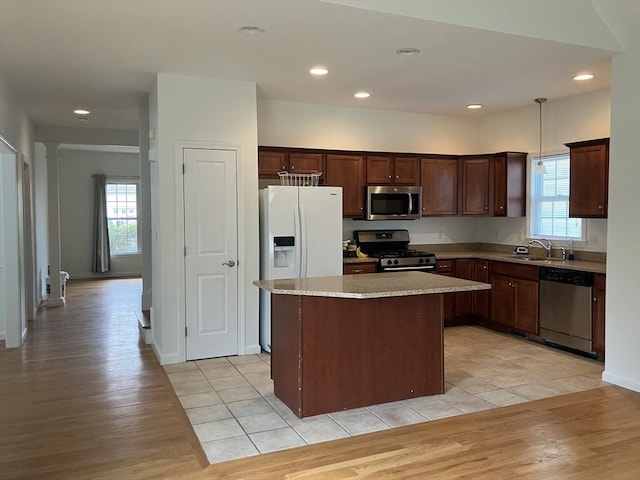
<box><xmin>407</xmin><ymin>192</ymin><xmax>413</xmax><ymax>216</ymax></box>
<box><xmin>382</xmin><ymin>265</ymin><xmax>436</xmax><ymax>272</ymax></box>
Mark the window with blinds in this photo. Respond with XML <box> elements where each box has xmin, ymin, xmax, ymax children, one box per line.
<box><xmin>530</xmin><ymin>154</ymin><xmax>584</xmax><ymax>239</ymax></box>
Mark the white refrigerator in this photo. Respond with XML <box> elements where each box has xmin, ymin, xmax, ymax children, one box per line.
<box><xmin>259</xmin><ymin>185</ymin><xmax>343</xmax><ymax>352</ymax></box>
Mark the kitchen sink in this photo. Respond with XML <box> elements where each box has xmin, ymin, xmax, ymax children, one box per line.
<box><xmin>507</xmin><ymin>255</ymin><xmax>567</xmax><ymax>264</ymax></box>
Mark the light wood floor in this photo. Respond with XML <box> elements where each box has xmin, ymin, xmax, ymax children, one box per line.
<box><xmin>1</xmin><ymin>279</ymin><xmax>639</xmax><ymax>479</ymax></box>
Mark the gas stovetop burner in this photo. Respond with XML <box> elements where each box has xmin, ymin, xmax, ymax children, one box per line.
<box><xmin>353</xmin><ymin>229</ymin><xmax>437</xmax><ymax>271</ymax></box>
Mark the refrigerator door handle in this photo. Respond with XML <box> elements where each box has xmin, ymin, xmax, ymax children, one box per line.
<box><xmin>294</xmin><ymin>204</ymin><xmax>302</xmax><ymax>277</ymax></box>
<box><xmin>299</xmin><ymin>204</ymin><xmax>307</xmax><ymax>277</ymax></box>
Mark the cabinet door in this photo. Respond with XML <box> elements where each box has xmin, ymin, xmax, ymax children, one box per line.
<box><xmin>473</xmin><ymin>260</ymin><xmax>490</xmax><ymax>320</ymax></box>
<box><xmin>421</xmin><ymin>157</ymin><xmax>458</xmax><ymax>216</ymax></box>
<box><xmin>491</xmin><ymin>274</ymin><xmax>514</xmax><ymax>327</ymax></box>
<box><xmin>568</xmin><ymin>140</ymin><xmax>609</xmax><ymax>218</ymax></box>
<box><xmin>461</xmin><ymin>157</ymin><xmax>490</xmax><ymax>215</ymax></box>
<box><xmin>290</xmin><ymin>153</ymin><xmax>324</xmax><ymax>174</ymax></box>
<box><xmin>258</xmin><ymin>150</ymin><xmax>288</xmax><ymax>176</ymax></box>
<box><xmin>454</xmin><ymin>259</ymin><xmax>474</xmax><ymax>318</ymax></box>
<box><xmin>493</xmin><ymin>153</ymin><xmax>526</xmax><ymax>217</ymax></box>
<box><xmin>438</xmin><ymin>272</ymin><xmax>457</xmax><ymax>326</ymax></box>
<box><xmin>326</xmin><ymin>154</ymin><xmax>365</xmax><ymax>218</ymax></box>
<box><xmin>513</xmin><ymin>278</ymin><xmax>538</xmax><ymax>335</ymax></box>
<box><xmin>366</xmin><ymin>156</ymin><xmax>393</xmax><ymax>184</ymax></box>
<box><xmin>592</xmin><ymin>273</ymin><xmax>606</xmax><ymax>358</ymax></box>
<box><xmin>393</xmin><ymin>157</ymin><xmax>420</xmax><ymax>185</ymax></box>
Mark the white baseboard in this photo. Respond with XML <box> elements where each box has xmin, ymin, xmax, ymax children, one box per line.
<box><xmin>243</xmin><ymin>344</ymin><xmax>262</xmax><ymax>355</ymax></box>
<box><xmin>602</xmin><ymin>370</ymin><xmax>640</xmax><ymax>393</ymax></box>
<box><xmin>138</xmin><ymin>324</ymin><xmax>153</xmax><ymax>345</ymax></box>
<box><xmin>70</xmin><ymin>272</ymin><xmax>142</xmax><ymax>280</ymax></box>
<box><xmin>151</xmin><ymin>341</ymin><xmax>181</xmax><ymax>365</ymax></box>
<box><xmin>141</xmin><ymin>288</ymin><xmax>152</xmax><ymax>311</ymax></box>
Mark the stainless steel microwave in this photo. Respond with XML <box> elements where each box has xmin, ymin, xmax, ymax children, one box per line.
<box><xmin>365</xmin><ymin>186</ymin><xmax>422</xmax><ymax>220</ymax></box>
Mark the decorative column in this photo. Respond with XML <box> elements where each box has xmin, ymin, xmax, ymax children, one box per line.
<box><xmin>44</xmin><ymin>142</ymin><xmax>64</xmax><ymax>307</ymax></box>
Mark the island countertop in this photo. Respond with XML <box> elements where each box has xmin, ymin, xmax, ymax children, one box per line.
<box><xmin>253</xmin><ymin>271</ymin><xmax>491</xmax><ymax>299</ymax></box>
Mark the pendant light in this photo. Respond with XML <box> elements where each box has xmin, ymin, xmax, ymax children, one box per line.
<box><xmin>534</xmin><ymin>98</ymin><xmax>548</xmax><ymax>175</ymax></box>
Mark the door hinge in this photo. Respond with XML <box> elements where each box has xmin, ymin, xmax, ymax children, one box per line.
<box><xmin>185</xmin><ymin>326</ymin><xmax>187</xmax><ymax>337</ymax></box>
<box><xmin>184</xmin><ymin>246</ymin><xmax>187</xmax><ymax>256</ymax></box>
<box><xmin>182</xmin><ymin>163</ymin><xmax>185</xmax><ymax>175</ymax></box>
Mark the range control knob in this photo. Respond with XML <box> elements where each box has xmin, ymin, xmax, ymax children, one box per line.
<box><xmin>419</xmin><ymin>258</ymin><xmax>425</xmax><ymax>264</ymax></box>
<box><xmin>387</xmin><ymin>260</ymin><xmax>393</xmax><ymax>265</ymax></box>
<box><xmin>393</xmin><ymin>259</ymin><xmax>399</xmax><ymax>265</ymax></box>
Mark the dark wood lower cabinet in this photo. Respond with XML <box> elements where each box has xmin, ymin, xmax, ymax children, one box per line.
<box><xmin>473</xmin><ymin>260</ymin><xmax>490</xmax><ymax>320</ymax></box>
<box><xmin>271</xmin><ymin>293</ymin><xmax>444</xmax><ymax>418</ymax></box>
<box><xmin>490</xmin><ymin>262</ymin><xmax>539</xmax><ymax>335</ymax></box>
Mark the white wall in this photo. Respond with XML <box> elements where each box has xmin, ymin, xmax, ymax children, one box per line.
<box><xmin>34</xmin><ymin>143</ymin><xmax>49</xmax><ymax>302</ymax></box>
<box><xmin>150</xmin><ymin>74</ymin><xmax>259</xmax><ymax>364</ymax></box>
<box><xmin>471</xmin><ymin>89</ymin><xmax>611</xmax><ymax>252</ymax></box>
<box><xmin>595</xmin><ymin>0</ymin><xmax>640</xmax><ymax>392</ymax></box>
<box><xmin>258</xmin><ymin>100</ymin><xmax>481</xmax><ymax>154</ymax></box>
<box><xmin>0</xmin><ymin>72</ymin><xmax>33</xmax><ymax>346</ymax></box>
<box><xmin>58</xmin><ymin>148</ymin><xmax>141</xmax><ymax>278</ymax></box>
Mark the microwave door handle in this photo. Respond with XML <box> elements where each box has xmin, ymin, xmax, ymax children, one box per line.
<box><xmin>407</xmin><ymin>192</ymin><xmax>413</xmax><ymax>216</ymax></box>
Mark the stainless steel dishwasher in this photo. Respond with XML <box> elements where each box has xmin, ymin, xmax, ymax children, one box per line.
<box><xmin>539</xmin><ymin>267</ymin><xmax>594</xmax><ymax>356</ymax></box>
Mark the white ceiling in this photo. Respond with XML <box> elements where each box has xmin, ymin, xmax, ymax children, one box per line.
<box><xmin>0</xmin><ymin>0</ymin><xmax>618</xmax><ymax>131</ymax></box>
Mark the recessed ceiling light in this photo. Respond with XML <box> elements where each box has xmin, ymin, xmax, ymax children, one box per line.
<box><xmin>466</xmin><ymin>104</ymin><xmax>483</xmax><ymax>110</ymax></box>
<box><xmin>573</xmin><ymin>73</ymin><xmax>594</xmax><ymax>81</ymax></box>
<box><xmin>396</xmin><ymin>47</ymin><xmax>421</xmax><ymax>56</ymax></box>
<box><xmin>74</xmin><ymin>109</ymin><xmax>90</xmax><ymax>115</ymax></box>
<box><xmin>239</xmin><ymin>26</ymin><xmax>265</xmax><ymax>35</ymax></box>
<box><xmin>354</xmin><ymin>91</ymin><xmax>370</xmax><ymax>99</ymax></box>
<box><xmin>310</xmin><ymin>66</ymin><xmax>328</xmax><ymax>76</ymax></box>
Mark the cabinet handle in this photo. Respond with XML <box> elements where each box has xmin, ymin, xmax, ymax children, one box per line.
<box><xmin>483</xmin><ymin>265</ymin><xmax>487</xmax><ymax>270</ymax></box>
<box><xmin>484</xmin><ymin>206</ymin><xmax>488</xmax><ymax>210</ymax></box>
<box><xmin>396</xmin><ymin>175</ymin><xmax>399</xmax><ymax>179</ymax></box>
<box><xmin>499</xmin><ymin>205</ymin><xmax>504</xmax><ymax>210</ymax></box>
<box><xmin>291</xmin><ymin>165</ymin><xmax>295</xmax><ymax>170</ymax></box>
<box><xmin>282</xmin><ymin>165</ymin><xmax>286</xmax><ymax>170</ymax></box>
<box><xmin>598</xmin><ymin>205</ymin><xmax>603</xmax><ymax>209</ymax></box>
<box><xmin>593</xmin><ymin>297</ymin><xmax>597</xmax><ymax>302</ymax></box>
<box><xmin>353</xmin><ymin>269</ymin><xmax>364</xmax><ymax>273</ymax></box>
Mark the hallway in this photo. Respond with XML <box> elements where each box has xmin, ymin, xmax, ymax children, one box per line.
<box><xmin>0</xmin><ymin>279</ymin><xmax>206</xmax><ymax>479</ymax></box>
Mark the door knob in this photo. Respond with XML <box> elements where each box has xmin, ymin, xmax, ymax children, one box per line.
<box><xmin>222</xmin><ymin>260</ymin><xmax>236</xmax><ymax>267</ymax></box>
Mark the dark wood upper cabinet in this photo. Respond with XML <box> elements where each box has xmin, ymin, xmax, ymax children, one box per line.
<box><xmin>366</xmin><ymin>156</ymin><xmax>394</xmax><ymax>184</ymax></box>
<box><xmin>461</xmin><ymin>157</ymin><xmax>491</xmax><ymax>215</ymax></box>
<box><xmin>421</xmin><ymin>157</ymin><xmax>458</xmax><ymax>216</ymax></box>
<box><xmin>289</xmin><ymin>152</ymin><xmax>324</xmax><ymax>175</ymax></box>
<box><xmin>592</xmin><ymin>273</ymin><xmax>606</xmax><ymax>360</ymax></box>
<box><xmin>258</xmin><ymin>150</ymin><xmax>288</xmax><ymax>177</ymax></box>
<box><xmin>493</xmin><ymin>152</ymin><xmax>527</xmax><ymax>217</ymax></box>
<box><xmin>366</xmin><ymin>156</ymin><xmax>419</xmax><ymax>185</ymax></box>
<box><xmin>566</xmin><ymin>138</ymin><xmax>609</xmax><ymax>218</ymax></box>
<box><xmin>325</xmin><ymin>154</ymin><xmax>366</xmax><ymax>218</ymax></box>
<box><xmin>393</xmin><ymin>157</ymin><xmax>420</xmax><ymax>185</ymax></box>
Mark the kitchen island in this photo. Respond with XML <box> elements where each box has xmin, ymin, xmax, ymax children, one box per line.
<box><xmin>254</xmin><ymin>271</ymin><xmax>490</xmax><ymax>418</ymax></box>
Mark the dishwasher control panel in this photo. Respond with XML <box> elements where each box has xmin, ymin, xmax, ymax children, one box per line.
<box><xmin>539</xmin><ymin>267</ymin><xmax>594</xmax><ymax>287</ymax></box>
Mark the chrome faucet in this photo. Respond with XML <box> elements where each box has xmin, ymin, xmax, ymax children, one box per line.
<box><xmin>528</xmin><ymin>238</ymin><xmax>553</xmax><ymax>258</ymax></box>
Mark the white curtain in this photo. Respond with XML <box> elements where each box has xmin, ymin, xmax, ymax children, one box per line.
<box><xmin>92</xmin><ymin>174</ymin><xmax>111</xmax><ymax>273</ymax></box>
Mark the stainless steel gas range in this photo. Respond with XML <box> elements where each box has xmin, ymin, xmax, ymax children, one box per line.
<box><xmin>354</xmin><ymin>229</ymin><xmax>436</xmax><ymax>272</ymax></box>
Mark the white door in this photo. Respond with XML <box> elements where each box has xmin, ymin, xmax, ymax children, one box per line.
<box><xmin>183</xmin><ymin>147</ymin><xmax>238</xmax><ymax>360</ymax></box>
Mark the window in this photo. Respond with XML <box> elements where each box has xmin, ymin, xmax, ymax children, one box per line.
<box><xmin>106</xmin><ymin>180</ymin><xmax>140</xmax><ymax>254</ymax></box>
<box><xmin>530</xmin><ymin>154</ymin><xmax>583</xmax><ymax>240</ymax></box>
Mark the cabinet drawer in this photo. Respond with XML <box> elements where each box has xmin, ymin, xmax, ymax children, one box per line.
<box><xmin>436</xmin><ymin>260</ymin><xmax>454</xmax><ymax>274</ymax></box>
<box><xmin>343</xmin><ymin>262</ymin><xmax>378</xmax><ymax>275</ymax></box>
<box><xmin>491</xmin><ymin>261</ymin><xmax>538</xmax><ymax>281</ymax></box>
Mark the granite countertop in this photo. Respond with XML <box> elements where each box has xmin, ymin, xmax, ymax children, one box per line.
<box><xmin>433</xmin><ymin>251</ymin><xmax>606</xmax><ymax>274</ymax></box>
<box><xmin>253</xmin><ymin>271</ymin><xmax>491</xmax><ymax>299</ymax></box>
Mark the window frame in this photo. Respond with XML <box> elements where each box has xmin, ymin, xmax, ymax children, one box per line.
<box><xmin>105</xmin><ymin>177</ymin><xmax>141</xmax><ymax>256</ymax></box>
<box><xmin>529</xmin><ymin>153</ymin><xmax>585</xmax><ymax>241</ymax></box>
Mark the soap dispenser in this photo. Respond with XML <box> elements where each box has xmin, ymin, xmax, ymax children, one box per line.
<box><xmin>568</xmin><ymin>239</ymin><xmax>575</xmax><ymax>261</ymax></box>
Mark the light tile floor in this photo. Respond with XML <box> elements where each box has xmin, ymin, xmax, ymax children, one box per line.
<box><xmin>164</xmin><ymin>326</ymin><xmax>606</xmax><ymax>464</ymax></box>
